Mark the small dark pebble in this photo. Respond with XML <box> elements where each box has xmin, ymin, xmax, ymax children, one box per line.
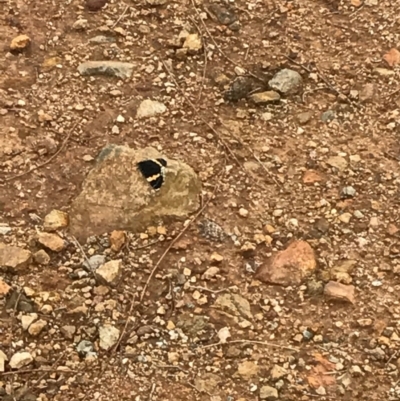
<box><xmin>86</xmin><ymin>0</ymin><xmax>108</xmax><ymax>12</ymax></box>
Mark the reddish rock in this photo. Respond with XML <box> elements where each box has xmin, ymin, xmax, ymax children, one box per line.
<box><xmin>324</xmin><ymin>281</ymin><xmax>355</xmax><ymax>304</ymax></box>
<box><xmin>303</xmin><ymin>170</ymin><xmax>326</xmax><ymax>185</ymax></box>
<box><xmin>110</xmin><ymin>230</ymin><xmax>126</xmax><ymax>252</ymax></box>
<box><xmin>255</xmin><ymin>240</ymin><xmax>317</xmax><ymax>286</ymax></box>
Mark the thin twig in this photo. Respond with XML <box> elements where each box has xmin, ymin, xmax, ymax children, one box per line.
<box><xmin>69</xmin><ymin>235</ymin><xmax>96</xmax><ymax>278</ymax></box>
<box><xmin>0</xmin><ymin>367</ymin><xmax>73</xmax><ymax>376</ymax></box>
<box><xmin>149</xmin><ymin>383</ymin><xmax>156</xmax><ymax>400</ymax></box>
<box><xmin>111</xmin><ymin>4</ymin><xmax>129</xmax><ymax>28</ymax></box>
<box><xmin>1</xmin><ymin>122</ymin><xmax>78</xmax><ymax>183</ymax></box>
<box><xmin>131</xmin><ymin>240</ymin><xmax>160</xmax><ymax>251</ymax></box>
<box><xmin>188</xmin><ymin>16</ymin><xmax>208</xmax><ymax>103</ymax></box>
<box><xmin>201</xmin><ymin>339</ymin><xmax>299</xmax><ymax>352</ymax></box>
<box><xmin>189</xmin><ymin>285</ymin><xmax>237</xmax><ymax>294</ymax></box>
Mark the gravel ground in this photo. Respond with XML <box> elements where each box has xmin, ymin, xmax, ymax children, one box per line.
<box><xmin>1</xmin><ymin>0</ymin><xmax>400</xmax><ymax>400</ymax></box>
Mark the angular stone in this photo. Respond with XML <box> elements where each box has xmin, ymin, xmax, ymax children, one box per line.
<box><xmin>43</xmin><ymin>209</ymin><xmax>69</xmax><ymax>232</ymax></box>
<box><xmin>9</xmin><ymin>351</ymin><xmax>33</xmax><ymax>369</ymax></box>
<box><xmin>137</xmin><ymin>99</ymin><xmax>167</xmax><ymax>119</ymax></box>
<box><xmin>110</xmin><ymin>230</ymin><xmax>126</xmax><ymax>252</ymax></box>
<box><xmin>0</xmin><ymin>278</ymin><xmax>11</xmax><ymax>298</ymax></box>
<box><xmin>33</xmin><ymin>250</ymin><xmax>51</xmax><ymax>265</ymax></box>
<box><xmin>78</xmin><ymin>61</ymin><xmax>134</xmax><ymax>79</ymax></box>
<box><xmin>237</xmin><ymin>360</ymin><xmax>259</xmax><ymax>379</ymax></box>
<box><xmin>255</xmin><ymin>240</ymin><xmax>316</xmax><ymax>286</ymax></box>
<box><xmin>214</xmin><ymin>293</ymin><xmax>252</xmax><ymax>320</ymax></box>
<box><xmin>21</xmin><ymin>313</ymin><xmax>38</xmax><ymax>331</ymax></box>
<box><xmin>28</xmin><ymin>319</ymin><xmax>47</xmax><ymax>336</ymax></box>
<box><xmin>70</xmin><ymin>145</ymin><xmax>201</xmax><ymax>241</ymax></box>
<box><xmin>324</xmin><ymin>281</ymin><xmax>355</xmax><ymax>304</ymax></box>
<box><xmin>99</xmin><ymin>325</ymin><xmax>120</xmax><ymax>350</ymax></box>
<box><xmin>183</xmin><ymin>33</ymin><xmax>202</xmax><ymax>52</ymax></box>
<box><xmin>96</xmin><ymin>260</ymin><xmax>122</xmax><ymax>285</ymax></box>
<box><xmin>194</xmin><ymin>373</ymin><xmax>220</xmax><ymax>393</ymax></box>
<box><xmin>0</xmin><ymin>349</ymin><xmax>7</xmax><ymax>372</ymax></box>
<box><xmin>303</xmin><ymin>170</ymin><xmax>326</xmax><ymax>185</ymax></box>
<box><xmin>250</xmin><ymin>91</ymin><xmax>280</xmax><ymax>104</ymax></box>
<box><xmin>260</xmin><ymin>385</ymin><xmax>278</xmax><ymax>400</ymax></box>
<box><xmin>326</xmin><ymin>156</ymin><xmax>348</xmax><ymax>171</ymax></box>
<box><xmin>37</xmin><ymin>232</ymin><xmax>66</xmax><ymax>252</ymax></box>
<box><xmin>0</xmin><ymin>244</ymin><xmax>32</xmax><ymax>271</ymax></box>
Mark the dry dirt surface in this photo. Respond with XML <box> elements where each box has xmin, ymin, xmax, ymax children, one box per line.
<box><xmin>1</xmin><ymin>0</ymin><xmax>400</xmax><ymax>400</ymax></box>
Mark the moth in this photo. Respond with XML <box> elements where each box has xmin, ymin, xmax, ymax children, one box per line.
<box><xmin>137</xmin><ymin>158</ymin><xmax>167</xmax><ymax>190</ymax></box>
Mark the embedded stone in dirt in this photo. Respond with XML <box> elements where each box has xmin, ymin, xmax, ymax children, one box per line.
<box><xmin>0</xmin><ymin>278</ymin><xmax>11</xmax><ymax>298</ymax></box>
<box><xmin>86</xmin><ymin>0</ymin><xmax>108</xmax><ymax>11</ymax></box>
<box><xmin>208</xmin><ymin>3</ymin><xmax>237</xmax><ymax>25</ymax></box>
<box><xmin>250</xmin><ymin>91</ymin><xmax>280</xmax><ymax>104</ymax></box>
<box><xmin>303</xmin><ymin>170</ymin><xmax>326</xmax><ymax>185</ymax></box>
<box><xmin>324</xmin><ymin>281</ymin><xmax>355</xmax><ymax>303</ymax></box>
<box><xmin>10</xmin><ymin>34</ymin><xmax>31</xmax><ymax>51</ymax></box>
<box><xmin>260</xmin><ymin>385</ymin><xmax>279</xmax><ymax>400</ymax></box>
<box><xmin>9</xmin><ymin>351</ymin><xmax>33</xmax><ymax>369</ymax></box>
<box><xmin>69</xmin><ymin>145</ymin><xmax>201</xmax><ymax>241</ymax></box>
<box><xmin>37</xmin><ymin>232</ymin><xmax>66</xmax><ymax>252</ymax></box>
<box><xmin>268</xmin><ymin>68</ymin><xmax>303</xmax><ymax>94</ymax></box>
<box><xmin>194</xmin><ymin>373</ymin><xmax>220</xmax><ymax>393</ymax></box>
<box><xmin>110</xmin><ymin>230</ymin><xmax>126</xmax><ymax>252</ymax></box>
<box><xmin>136</xmin><ymin>99</ymin><xmax>167</xmax><ymax>119</ymax></box>
<box><xmin>255</xmin><ymin>240</ymin><xmax>317</xmax><ymax>286</ymax></box>
<box><xmin>237</xmin><ymin>360</ymin><xmax>259</xmax><ymax>379</ymax></box>
<box><xmin>33</xmin><ymin>249</ymin><xmax>51</xmax><ymax>265</ymax></box>
<box><xmin>0</xmin><ymin>244</ymin><xmax>32</xmax><ymax>271</ymax></box>
<box><xmin>78</xmin><ymin>61</ymin><xmax>134</xmax><ymax>79</ymax></box>
<box><xmin>99</xmin><ymin>325</ymin><xmax>120</xmax><ymax>350</ymax></box>
<box><xmin>326</xmin><ymin>155</ymin><xmax>348</xmax><ymax>171</ymax></box>
<box><xmin>96</xmin><ymin>260</ymin><xmax>122</xmax><ymax>286</ymax></box>
<box><xmin>183</xmin><ymin>33</ymin><xmax>202</xmax><ymax>52</ymax></box>
<box><xmin>43</xmin><ymin>209</ymin><xmax>69</xmax><ymax>232</ymax></box>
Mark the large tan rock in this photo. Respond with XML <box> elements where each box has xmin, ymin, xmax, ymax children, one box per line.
<box><xmin>69</xmin><ymin>145</ymin><xmax>201</xmax><ymax>241</ymax></box>
<box><xmin>0</xmin><ymin>244</ymin><xmax>32</xmax><ymax>271</ymax></box>
<box><xmin>255</xmin><ymin>240</ymin><xmax>316</xmax><ymax>286</ymax></box>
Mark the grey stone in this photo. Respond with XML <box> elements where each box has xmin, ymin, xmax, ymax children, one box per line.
<box><xmin>83</xmin><ymin>254</ymin><xmax>106</xmax><ymax>271</ymax></box>
<box><xmin>341</xmin><ymin>186</ymin><xmax>356</xmax><ymax>198</ymax></box>
<box><xmin>268</xmin><ymin>68</ymin><xmax>302</xmax><ymax>94</ymax></box>
<box><xmin>78</xmin><ymin>61</ymin><xmax>135</xmax><ymax>79</ymax></box>
<box><xmin>321</xmin><ymin>110</ymin><xmax>336</xmax><ymax>122</ymax></box>
<box><xmin>70</xmin><ymin>145</ymin><xmax>201</xmax><ymax>241</ymax></box>
<box><xmin>76</xmin><ymin>340</ymin><xmax>95</xmax><ymax>356</ymax></box>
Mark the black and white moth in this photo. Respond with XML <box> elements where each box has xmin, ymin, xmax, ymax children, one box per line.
<box><xmin>137</xmin><ymin>158</ymin><xmax>167</xmax><ymax>190</ymax></box>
